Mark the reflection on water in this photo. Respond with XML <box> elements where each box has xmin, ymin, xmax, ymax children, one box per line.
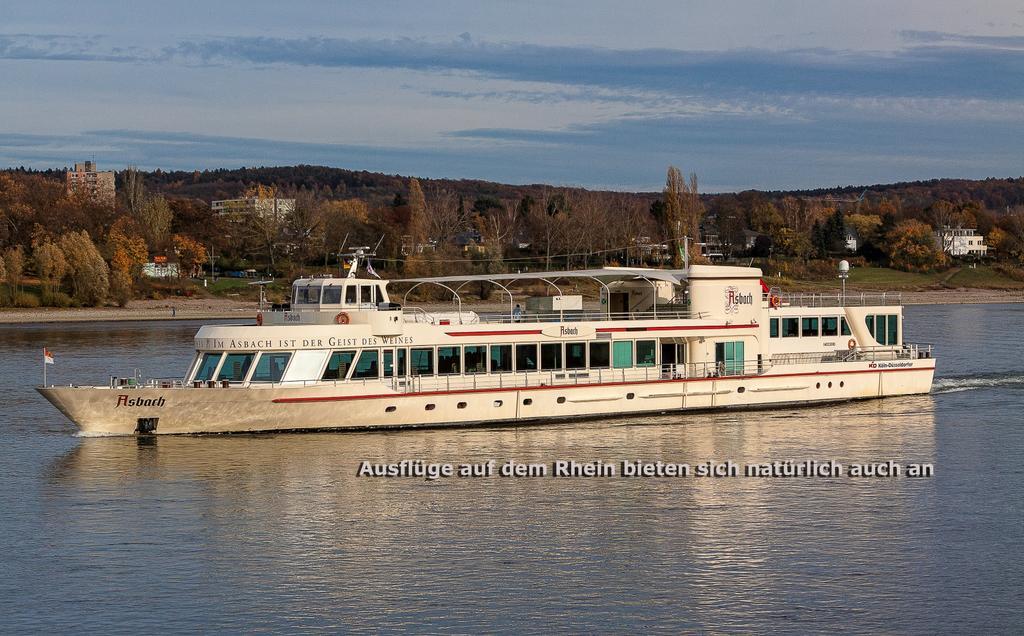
<box><xmin>34</xmin><ymin>400</ymin><xmax>942</xmax><ymax>632</ymax></box>
<box><xmin>3</xmin><ymin>308</ymin><xmax>1024</xmax><ymax>631</ymax></box>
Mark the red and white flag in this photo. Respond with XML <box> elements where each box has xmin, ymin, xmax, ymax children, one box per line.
<box><xmin>43</xmin><ymin>348</ymin><xmax>55</xmax><ymax>365</ymax></box>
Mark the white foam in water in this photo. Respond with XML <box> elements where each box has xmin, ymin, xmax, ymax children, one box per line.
<box><xmin>933</xmin><ymin>375</ymin><xmax>1024</xmax><ymax>394</ymax></box>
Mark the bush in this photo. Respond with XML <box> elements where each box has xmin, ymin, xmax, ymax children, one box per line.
<box><xmin>12</xmin><ymin>292</ymin><xmax>41</xmax><ymax>308</ymax></box>
<box><xmin>41</xmin><ymin>291</ymin><xmax>74</xmax><ymax>307</ymax></box>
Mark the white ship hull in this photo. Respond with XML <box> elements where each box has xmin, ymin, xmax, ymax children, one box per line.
<box><xmin>39</xmin><ymin>359</ymin><xmax>935</xmax><ymax>436</ymax></box>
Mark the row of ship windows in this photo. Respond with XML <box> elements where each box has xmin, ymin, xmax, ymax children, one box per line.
<box><xmin>769</xmin><ymin>314</ymin><xmax>900</xmax><ymax>345</ymax></box>
<box><xmin>191</xmin><ymin>340</ymin><xmax>661</xmax><ymax>384</ymax></box>
<box><xmin>293</xmin><ymin>284</ymin><xmax>385</xmax><ymax>305</ymax></box>
<box><xmin>770</xmin><ymin>316</ymin><xmax>851</xmax><ymax>338</ymax></box>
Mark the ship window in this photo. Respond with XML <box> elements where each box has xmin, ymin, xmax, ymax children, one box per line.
<box><xmin>523</xmin><ymin>398</ymin><xmax>533</xmax><ymax>406</ymax></box>
<box><xmin>566</xmin><ymin>342</ymin><xmax>587</xmax><ymax>369</ymax></box>
<box><xmin>782</xmin><ymin>317</ymin><xmax>799</xmax><ymax>337</ymax></box>
<box><xmin>322</xmin><ymin>350</ymin><xmax>356</xmax><ymax>380</ymax></box>
<box><xmin>557</xmin><ymin>396</ymin><xmax>566</xmax><ymax>404</ymax></box>
<box><xmin>612</xmin><ymin>341</ymin><xmax>632</xmax><ymax>369</ymax></box>
<box><xmin>283</xmin><ymin>350</ymin><xmax>330</xmax><ymax>382</ymax></box>
<box><xmin>360</xmin><ymin>285</ymin><xmax>373</xmax><ymax>304</ymax></box>
<box><xmin>490</xmin><ymin>344</ymin><xmax>513</xmax><ymax>373</ymax></box>
<box><xmin>352</xmin><ymin>350</ymin><xmax>379</xmax><ymax>379</ymax></box>
<box><xmin>770</xmin><ymin>318</ymin><xmax>779</xmax><ymax>338</ymax></box>
<box><xmin>822</xmin><ymin>317</ymin><xmax>839</xmax><ymax>337</ymax></box>
<box><xmin>397</xmin><ymin>348</ymin><xmax>407</xmax><ymax>376</ymax></box>
<box><xmin>193</xmin><ymin>352</ymin><xmax>222</xmax><ymax>382</ymax></box>
<box><xmin>383</xmin><ymin>349</ymin><xmax>394</xmax><ymax>378</ymax></box>
<box><xmin>636</xmin><ymin>340</ymin><xmax>656</xmax><ymax>367</ymax></box>
<box><xmin>250</xmin><ymin>352</ymin><xmax>291</xmax><ymax>382</ymax></box>
<box><xmin>590</xmin><ymin>342</ymin><xmax>610</xmax><ymax>369</ymax></box>
<box><xmin>410</xmin><ymin>348</ymin><xmax>434</xmax><ymax>376</ymax></box>
<box><xmin>438</xmin><ymin>346</ymin><xmax>461</xmax><ymax>374</ymax></box>
<box><xmin>541</xmin><ymin>343</ymin><xmax>562</xmax><ymax>370</ymax></box>
<box><xmin>294</xmin><ymin>286</ymin><xmax>319</xmax><ymax>304</ymax></box>
<box><xmin>322</xmin><ymin>286</ymin><xmax>342</xmax><ymax>304</ymax></box>
<box><xmin>345</xmin><ymin>285</ymin><xmax>357</xmax><ymax>305</ymax></box>
<box><xmin>887</xmin><ymin>314</ymin><xmax>898</xmax><ymax>345</ymax></box>
<box><xmin>865</xmin><ymin>315</ymin><xmax>875</xmax><ymax>339</ymax></box>
<box><xmin>457</xmin><ymin>402</ymin><xmax>467</xmax><ymax>409</ymax></box>
<box><xmin>516</xmin><ymin>344</ymin><xmax>538</xmax><ymax>371</ymax></box>
<box><xmin>801</xmin><ymin>317</ymin><xmax>819</xmax><ymax>337</ymax></box>
<box><xmin>841</xmin><ymin>317</ymin><xmax>851</xmax><ymax>336</ymax></box>
<box><xmin>385</xmin><ymin>406</ymin><xmax>397</xmax><ymax>413</ymax></box>
<box><xmin>217</xmin><ymin>353</ymin><xmax>255</xmax><ymax>381</ymax></box>
<box><xmin>464</xmin><ymin>345</ymin><xmax>487</xmax><ymax>374</ymax></box>
<box><xmin>375</xmin><ymin>285</ymin><xmax>385</xmax><ymax>303</ymax></box>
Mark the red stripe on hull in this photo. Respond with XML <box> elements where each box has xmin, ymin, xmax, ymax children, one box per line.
<box><xmin>271</xmin><ymin>364</ymin><xmax>935</xmax><ymax>404</ymax></box>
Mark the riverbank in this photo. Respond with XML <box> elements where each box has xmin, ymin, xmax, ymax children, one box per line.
<box><xmin>1</xmin><ymin>288</ymin><xmax>1021</xmax><ymax>324</ymax></box>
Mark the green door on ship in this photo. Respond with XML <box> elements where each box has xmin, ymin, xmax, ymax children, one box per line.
<box><xmin>714</xmin><ymin>341</ymin><xmax>744</xmax><ymax>375</ymax></box>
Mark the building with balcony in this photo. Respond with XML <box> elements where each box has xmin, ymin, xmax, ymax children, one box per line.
<box><xmin>212</xmin><ymin>197</ymin><xmax>295</xmax><ymax>221</ymax></box>
<box><xmin>934</xmin><ymin>227</ymin><xmax>988</xmax><ymax>257</ymax></box>
<box><xmin>65</xmin><ymin>161</ymin><xmax>115</xmax><ymax>206</ymax></box>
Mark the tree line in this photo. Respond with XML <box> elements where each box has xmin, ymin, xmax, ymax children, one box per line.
<box><xmin>2</xmin><ymin>165</ymin><xmax>1024</xmax><ymax>308</ymax></box>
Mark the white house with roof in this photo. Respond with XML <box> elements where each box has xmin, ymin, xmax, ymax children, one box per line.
<box><xmin>934</xmin><ymin>227</ymin><xmax>988</xmax><ymax>257</ymax></box>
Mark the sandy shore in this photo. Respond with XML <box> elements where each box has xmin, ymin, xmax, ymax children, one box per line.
<box><xmin>1</xmin><ymin>288</ymin><xmax>1021</xmax><ymax>325</ymax></box>
<box><xmin>0</xmin><ymin>298</ymin><xmax>260</xmax><ymax>324</ymax></box>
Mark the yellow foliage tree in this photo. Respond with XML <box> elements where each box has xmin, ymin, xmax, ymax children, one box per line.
<box><xmin>887</xmin><ymin>220</ymin><xmax>947</xmax><ymax>272</ymax></box>
<box><xmin>172</xmin><ymin>233</ymin><xmax>208</xmax><ymax>278</ymax></box>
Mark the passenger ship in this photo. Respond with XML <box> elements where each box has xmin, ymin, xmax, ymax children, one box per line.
<box><xmin>38</xmin><ymin>253</ymin><xmax>936</xmax><ymax>435</ymax></box>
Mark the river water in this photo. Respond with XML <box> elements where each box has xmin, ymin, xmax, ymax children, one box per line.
<box><xmin>1</xmin><ymin>305</ymin><xmax>1022</xmax><ymax>633</ymax></box>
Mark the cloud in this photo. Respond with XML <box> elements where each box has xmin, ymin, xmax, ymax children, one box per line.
<box><xmin>2</xmin><ymin>31</ymin><xmax>1022</xmax><ymax>100</ymax></box>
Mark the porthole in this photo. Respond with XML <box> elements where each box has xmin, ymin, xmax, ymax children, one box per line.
<box><xmin>816</xmin><ymin>382</ymin><xmax>821</xmax><ymax>389</ymax></box>
<box><xmin>737</xmin><ymin>387</ymin><xmax>745</xmax><ymax>394</ymax></box>
<box><xmin>457</xmin><ymin>402</ymin><xmax>467</xmax><ymax>409</ymax></box>
<box><xmin>557</xmin><ymin>396</ymin><xmax>566</xmax><ymax>404</ymax></box>
<box><xmin>626</xmin><ymin>392</ymin><xmax>635</xmax><ymax>399</ymax></box>
<box><xmin>523</xmin><ymin>398</ymin><xmax>533</xmax><ymax>406</ymax></box>
<box><xmin>425</xmin><ymin>404</ymin><xmax>436</xmax><ymax>411</ymax></box>
<box><xmin>840</xmin><ymin>381</ymin><xmax>845</xmax><ymax>388</ymax></box>
<box><xmin>493</xmin><ymin>400</ymin><xmax>503</xmax><ymax>407</ymax></box>
<box><xmin>828</xmin><ymin>381</ymin><xmax>833</xmax><ymax>388</ymax></box>
<box><xmin>385</xmin><ymin>406</ymin><xmax>397</xmax><ymax>413</ymax></box>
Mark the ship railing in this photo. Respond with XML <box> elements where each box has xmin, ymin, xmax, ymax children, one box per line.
<box><xmin>774</xmin><ymin>291</ymin><xmax>903</xmax><ymax>308</ymax></box>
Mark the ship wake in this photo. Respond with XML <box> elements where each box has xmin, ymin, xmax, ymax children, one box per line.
<box><xmin>933</xmin><ymin>373</ymin><xmax>1024</xmax><ymax>394</ymax></box>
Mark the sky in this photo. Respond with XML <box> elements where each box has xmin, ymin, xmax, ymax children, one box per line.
<box><xmin>1</xmin><ymin>1</ymin><xmax>1023</xmax><ymax>191</ymax></box>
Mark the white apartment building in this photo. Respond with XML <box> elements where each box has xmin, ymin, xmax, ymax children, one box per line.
<box><xmin>934</xmin><ymin>227</ymin><xmax>988</xmax><ymax>257</ymax></box>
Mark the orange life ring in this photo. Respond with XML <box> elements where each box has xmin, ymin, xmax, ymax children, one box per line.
<box><xmin>334</xmin><ymin>312</ymin><xmax>350</xmax><ymax>325</ymax></box>
<box><xmin>770</xmin><ymin>295</ymin><xmax>781</xmax><ymax>309</ymax></box>
<box><xmin>255</xmin><ymin>312</ymin><xmax>263</xmax><ymax>326</ymax></box>
<box><xmin>848</xmin><ymin>338</ymin><xmax>857</xmax><ymax>350</ymax></box>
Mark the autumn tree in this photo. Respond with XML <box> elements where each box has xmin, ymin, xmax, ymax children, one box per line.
<box><xmin>663</xmin><ymin>167</ymin><xmax>704</xmax><ymax>267</ymax></box>
<box><xmin>34</xmin><ymin>241</ymin><xmax>68</xmax><ymax>299</ymax></box>
<box><xmin>886</xmin><ymin>220</ymin><xmax>947</xmax><ymax>272</ymax></box>
<box><xmin>3</xmin><ymin>245</ymin><xmax>25</xmax><ymax>295</ymax></box>
<box><xmin>59</xmin><ymin>230</ymin><xmax>110</xmax><ymax>306</ymax></box>
<box><xmin>0</xmin><ymin>174</ymin><xmax>33</xmax><ymax>248</ymax></box>
<box><xmin>407</xmin><ymin>178</ymin><xmax>428</xmax><ymax>249</ymax></box>
<box><xmin>172</xmin><ymin>233</ymin><xmax>208</xmax><ymax>278</ymax></box>
<box><xmin>134</xmin><ymin>195</ymin><xmax>173</xmax><ymax>251</ymax></box>
<box><xmin>122</xmin><ymin>165</ymin><xmax>146</xmax><ymax>216</ymax></box>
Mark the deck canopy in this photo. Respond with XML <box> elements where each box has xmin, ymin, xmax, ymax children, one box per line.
<box><xmin>393</xmin><ymin>266</ymin><xmax>688</xmax><ymax>287</ymax></box>
<box><xmin>392</xmin><ymin>266</ymin><xmax>693</xmax><ymax>316</ymax></box>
